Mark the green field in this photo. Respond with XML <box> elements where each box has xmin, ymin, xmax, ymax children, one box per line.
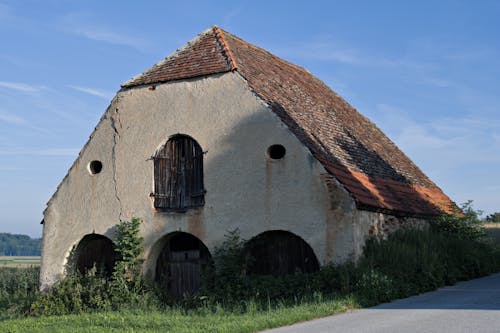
<box><xmin>0</xmin><ymin>256</ymin><xmax>40</xmax><ymax>267</ymax></box>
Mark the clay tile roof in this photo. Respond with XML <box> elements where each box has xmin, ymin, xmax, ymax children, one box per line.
<box><xmin>122</xmin><ymin>26</ymin><xmax>456</xmax><ymax>217</ymax></box>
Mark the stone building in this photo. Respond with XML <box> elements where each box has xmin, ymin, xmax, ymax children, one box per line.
<box><xmin>40</xmin><ymin>26</ymin><xmax>455</xmax><ymax>294</ymax></box>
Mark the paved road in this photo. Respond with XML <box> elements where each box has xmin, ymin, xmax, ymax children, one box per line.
<box><xmin>263</xmin><ymin>273</ymin><xmax>500</xmax><ymax>333</ymax></box>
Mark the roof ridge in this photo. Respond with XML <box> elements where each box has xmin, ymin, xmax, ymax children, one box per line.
<box><xmin>213</xmin><ymin>26</ymin><xmax>237</xmax><ymax>70</ymax></box>
<box><xmin>121</xmin><ymin>26</ymin><xmax>231</xmax><ymax>88</ymax></box>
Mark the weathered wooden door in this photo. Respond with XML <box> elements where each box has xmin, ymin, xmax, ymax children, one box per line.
<box><xmin>155</xmin><ymin>232</ymin><xmax>211</xmax><ymax>298</ymax></box>
<box><xmin>153</xmin><ymin>135</ymin><xmax>205</xmax><ymax>210</ymax></box>
<box><xmin>168</xmin><ymin>250</ymin><xmax>202</xmax><ymax>298</ymax></box>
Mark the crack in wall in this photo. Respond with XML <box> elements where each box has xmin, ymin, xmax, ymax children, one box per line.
<box><xmin>110</xmin><ymin>107</ymin><xmax>123</xmax><ymax>221</ymax></box>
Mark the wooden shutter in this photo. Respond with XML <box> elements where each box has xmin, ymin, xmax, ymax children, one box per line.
<box><xmin>153</xmin><ymin>135</ymin><xmax>205</xmax><ymax>210</ymax></box>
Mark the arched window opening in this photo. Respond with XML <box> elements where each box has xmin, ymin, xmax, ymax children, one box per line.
<box><xmin>155</xmin><ymin>232</ymin><xmax>211</xmax><ymax>298</ymax></box>
<box><xmin>245</xmin><ymin>230</ymin><xmax>319</xmax><ymax>276</ymax></box>
<box><xmin>153</xmin><ymin>135</ymin><xmax>205</xmax><ymax>211</ymax></box>
<box><xmin>73</xmin><ymin>234</ymin><xmax>117</xmax><ymax>277</ymax></box>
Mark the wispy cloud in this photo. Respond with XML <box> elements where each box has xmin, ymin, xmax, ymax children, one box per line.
<box><xmin>69</xmin><ymin>85</ymin><xmax>113</xmax><ymax>100</ymax></box>
<box><xmin>73</xmin><ymin>27</ymin><xmax>146</xmax><ymax>49</ymax></box>
<box><xmin>34</xmin><ymin>148</ymin><xmax>79</xmax><ymax>156</ymax></box>
<box><xmin>0</xmin><ymin>110</ymin><xmax>26</xmax><ymax>125</ymax></box>
<box><xmin>0</xmin><ymin>148</ymin><xmax>79</xmax><ymax>156</ymax></box>
<box><xmin>371</xmin><ymin>103</ymin><xmax>500</xmax><ymax>214</ymax></box>
<box><xmin>0</xmin><ymin>109</ymin><xmax>50</xmax><ymax>134</ymax></box>
<box><xmin>372</xmin><ymin>103</ymin><xmax>500</xmax><ymax>178</ymax></box>
<box><xmin>0</xmin><ymin>81</ymin><xmax>42</xmax><ymax>93</ymax></box>
<box><xmin>61</xmin><ymin>13</ymin><xmax>149</xmax><ymax>50</ymax></box>
<box><xmin>275</xmin><ymin>39</ymin><xmax>363</xmax><ymax>65</ymax></box>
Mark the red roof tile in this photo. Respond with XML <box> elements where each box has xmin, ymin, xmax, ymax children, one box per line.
<box><xmin>123</xmin><ymin>29</ymin><xmax>233</xmax><ymax>86</ymax></box>
<box><xmin>122</xmin><ymin>26</ymin><xmax>456</xmax><ymax>217</ymax></box>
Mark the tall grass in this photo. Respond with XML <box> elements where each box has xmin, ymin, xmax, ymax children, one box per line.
<box><xmin>0</xmin><ymin>266</ymin><xmax>39</xmax><ymax>320</ymax></box>
<box><xmin>356</xmin><ymin>228</ymin><xmax>500</xmax><ymax>305</ymax></box>
<box><xmin>0</xmin><ymin>297</ymin><xmax>357</xmax><ymax>333</ymax></box>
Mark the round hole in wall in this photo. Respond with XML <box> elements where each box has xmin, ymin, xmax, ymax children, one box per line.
<box><xmin>88</xmin><ymin>160</ymin><xmax>103</xmax><ymax>175</ymax></box>
<box><xmin>267</xmin><ymin>144</ymin><xmax>286</xmax><ymax>160</ymax></box>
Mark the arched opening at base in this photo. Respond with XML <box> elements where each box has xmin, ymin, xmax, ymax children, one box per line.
<box><xmin>73</xmin><ymin>234</ymin><xmax>116</xmax><ymax>277</ymax></box>
<box><xmin>155</xmin><ymin>232</ymin><xmax>211</xmax><ymax>298</ymax></box>
<box><xmin>245</xmin><ymin>230</ymin><xmax>319</xmax><ymax>276</ymax></box>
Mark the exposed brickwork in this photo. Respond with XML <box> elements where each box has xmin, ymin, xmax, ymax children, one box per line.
<box><xmin>367</xmin><ymin>215</ymin><xmax>428</xmax><ymax>239</ymax></box>
<box><xmin>121</xmin><ymin>26</ymin><xmax>456</xmax><ymax>217</ymax></box>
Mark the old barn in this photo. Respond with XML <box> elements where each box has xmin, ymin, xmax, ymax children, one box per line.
<box><xmin>40</xmin><ymin>26</ymin><xmax>455</xmax><ymax>295</ymax></box>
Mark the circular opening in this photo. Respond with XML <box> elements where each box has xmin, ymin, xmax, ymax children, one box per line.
<box><xmin>88</xmin><ymin>160</ymin><xmax>103</xmax><ymax>175</ymax></box>
<box><xmin>267</xmin><ymin>144</ymin><xmax>286</xmax><ymax>160</ymax></box>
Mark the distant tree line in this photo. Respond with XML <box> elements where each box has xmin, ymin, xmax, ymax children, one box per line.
<box><xmin>0</xmin><ymin>233</ymin><xmax>41</xmax><ymax>256</ymax></box>
<box><xmin>485</xmin><ymin>213</ymin><xmax>500</xmax><ymax>223</ymax></box>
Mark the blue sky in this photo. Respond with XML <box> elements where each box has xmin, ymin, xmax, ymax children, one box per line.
<box><xmin>0</xmin><ymin>1</ymin><xmax>499</xmax><ymax>237</ymax></box>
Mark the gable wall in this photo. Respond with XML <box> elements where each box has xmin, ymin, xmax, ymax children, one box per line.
<box><xmin>40</xmin><ymin>104</ymin><xmax>121</xmax><ymax>288</ymax></box>
<box><xmin>41</xmin><ymin>72</ymin><xmax>358</xmax><ymax>289</ymax></box>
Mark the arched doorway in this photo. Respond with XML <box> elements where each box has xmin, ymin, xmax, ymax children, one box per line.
<box><xmin>152</xmin><ymin>134</ymin><xmax>205</xmax><ymax>211</ymax></box>
<box><xmin>245</xmin><ymin>230</ymin><xmax>319</xmax><ymax>276</ymax></box>
<box><xmin>155</xmin><ymin>232</ymin><xmax>211</xmax><ymax>298</ymax></box>
<box><xmin>73</xmin><ymin>234</ymin><xmax>116</xmax><ymax>277</ymax></box>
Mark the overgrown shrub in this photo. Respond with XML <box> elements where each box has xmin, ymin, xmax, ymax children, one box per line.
<box><xmin>200</xmin><ymin>203</ymin><xmax>500</xmax><ymax>308</ymax></box>
<box><xmin>432</xmin><ymin>200</ymin><xmax>486</xmax><ymax>240</ymax></box>
<box><xmin>9</xmin><ymin>202</ymin><xmax>500</xmax><ymax>318</ymax></box>
<box><xmin>110</xmin><ymin>217</ymin><xmax>148</xmax><ymax>305</ymax></box>
<box><xmin>200</xmin><ymin>229</ymin><xmax>246</xmax><ymax>303</ymax></box>
<box><xmin>0</xmin><ymin>267</ymin><xmax>39</xmax><ymax>319</ymax></box>
<box><xmin>31</xmin><ymin>218</ymin><xmax>157</xmax><ymax>316</ymax></box>
<box><xmin>356</xmin><ymin>209</ymin><xmax>500</xmax><ymax>304</ymax></box>
<box><xmin>355</xmin><ymin>269</ymin><xmax>395</xmax><ymax>305</ymax></box>
<box><xmin>31</xmin><ymin>267</ymin><xmax>112</xmax><ymax>316</ymax></box>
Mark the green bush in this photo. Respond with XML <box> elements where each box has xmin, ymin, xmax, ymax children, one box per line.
<box><xmin>0</xmin><ymin>267</ymin><xmax>39</xmax><ymax>319</ymax></box>
<box><xmin>31</xmin><ymin>218</ymin><xmax>157</xmax><ymax>316</ymax></box>
<box><xmin>196</xmin><ymin>207</ymin><xmax>500</xmax><ymax>308</ymax></box>
<box><xmin>356</xmin><ymin>211</ymin><xmax>500</xmax><ymax>305</ymax></box>
<box><xmin>432</xmin><ymin>200</ymin><xmax>486</xmax><ymax>240</ymax></box>
<box><xmin>110</xmin><ymin>217</ymin><xmax>148</xmax><ymax>306</ymax></box>
<box><xmin>31</xmin><ymin>267</ymin><xmax>112</xmax><ymax>316</ymax></box>
<box><xmin>355</xmin><ymin>269</ymin><xmax>395</xmax><ymax>305</ymax></box>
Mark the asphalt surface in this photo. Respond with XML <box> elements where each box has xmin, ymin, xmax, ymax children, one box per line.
<box><xmin>263</xmin><ymin>273</ymin><xmax>500</xmax><ymax>333</ymax></box>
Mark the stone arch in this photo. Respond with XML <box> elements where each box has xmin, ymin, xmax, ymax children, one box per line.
<box><xmin>73</xmin><ymin>234</ymin><xmax>116</xmax><ymax>277</ymax></box>
<box><xmin>154</xmin><ymin>232</ymin><xmax>211</xmax><ymax>298</ymax></box>
<box><xmin>245</xmin><ymin>230</ymin><xmax>319</xmax><ymax>276</ymax></box>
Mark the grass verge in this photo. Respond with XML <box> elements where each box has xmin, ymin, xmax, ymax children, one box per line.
<box><xmin>0</xmin><ymin>297</ymin><xmax>357</xmax><ymax>333</ymax></box>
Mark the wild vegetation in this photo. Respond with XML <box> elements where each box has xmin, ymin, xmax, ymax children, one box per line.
<box><xmin>0</xmin><ymin>267</ymin><xmax>39</xmax><ymax>321</ymax></box>
<box><xmin>0</xmin><ymin>202</ymin><xmax>499</xmax><ymax>332</ymax></box>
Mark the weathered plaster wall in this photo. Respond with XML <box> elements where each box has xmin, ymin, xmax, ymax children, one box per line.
<box><xmin>351</xmin><ymin>210</ymin><xmax>428</xmax><ymax>260</ymax></box>
<box><xmin>41</xmin><ymin>72</ymin><xmax>359</xmax><ymax>289</ymax></box>
<box><xmin>40</xmin><ymin>102</ymin><xmax>121</xmax><ymax>289</ymax></box>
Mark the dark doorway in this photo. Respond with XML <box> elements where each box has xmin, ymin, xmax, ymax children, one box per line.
<box><xmin>74</xmin><ymin>234</ymin><xmax>116</xmax><ymax>277</ymax></box>
<box><xmin>155</xmin><ymin>232</ymin><xmax>211</xmax><ymax>298</ymax></box>
<box><xmin>245</xmin><ymin>230</ymin><xmax>319</xmax><ymax>276</ymax></box>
